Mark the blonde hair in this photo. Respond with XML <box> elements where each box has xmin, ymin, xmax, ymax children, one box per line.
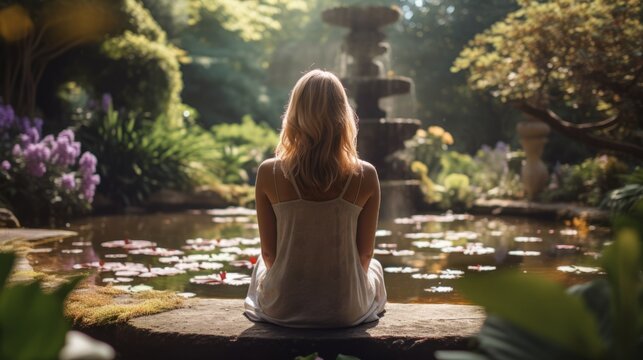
<box><xmin>276</xmin><ymin>69</ymin><xmax>359</xmax><ymax>192</ymax></box>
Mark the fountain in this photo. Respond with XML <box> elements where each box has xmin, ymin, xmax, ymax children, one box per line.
<box><xmin>322</xmin><ymin>5</ymin><xmax>422</xmax><ymax>218</ymax></box>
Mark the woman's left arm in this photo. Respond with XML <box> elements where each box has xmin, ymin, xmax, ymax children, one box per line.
<box><xmin>255</xmin><ymin>161</ymin><xmax>278</xmax><ymax>269</ymax></box>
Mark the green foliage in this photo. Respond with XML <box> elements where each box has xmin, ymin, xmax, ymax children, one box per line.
<box><xmin>542</xmin><ymin>155</ymin><xmax>629</xmax><ymax>206</ymax></box>
<box><xmin>436</xmin><ymin>206</ymin><xmax>643</xmax><ymax>360</ymax></box>
<box><xmin>78</xmin><ymin>107</ymin><xmax>219</xmax><ymax>205</ymax></box>
<box><xmin>99</xmin><ymin>30</ymin><xmax>183</xmax><ymax>123</ymax></box>
<box><xmin>392</xmin><ymin>0</ymin><xmax>520</xmax><ymax>153</ymax></box>
<box><xmin>210</xmin><ymin>115</ymin><xmax>279</xmax><ymax>184</ymax></box>
<box><xmin>0</xmin><ymin>252</ymin><xmax>83</xmax><ymax>360</ymax></box>
<box><xmin>452</xmin><ymin>0</ymin><xmax>643</xmax><ymax>142</ymax></box>
<box><xmin>603</xmin><ymin>168</ymin><xmax>643</xmax><ymax>213</ymax></box>
<box><xmin>442</xmin><ymin>173</ymin><xmax>474</xmax><ymax>210</ymax></box>
<box><xmin>404</xmin><ymin>128</ymin><xmax>522</xmax><ymax>210</ymax></box>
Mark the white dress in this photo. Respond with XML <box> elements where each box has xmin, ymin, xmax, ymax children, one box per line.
<box><xmin>244</xmin><ymin>163</ymin><xmax>387</xmax><ymax>328</ymax></box>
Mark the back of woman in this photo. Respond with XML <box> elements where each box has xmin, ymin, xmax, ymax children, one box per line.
<box><xmin>244</xmin><ymin>70</ymin><xmax>387</xmax><ymax>328</ymax></box>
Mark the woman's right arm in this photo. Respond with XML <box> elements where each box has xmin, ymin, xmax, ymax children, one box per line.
<box><xmin>355</xmin><ymin>163</ymin><xmax>381</xmax><ymax>273</ymax></box>
<box><xmin>255</xmin><ymin>160</ymin><xmax>278</xmax><ymax>269</ymax></box>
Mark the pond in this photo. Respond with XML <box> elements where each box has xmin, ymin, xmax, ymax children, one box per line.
<box><xmin>28</xmin><ymin>208</ymin><xmax>610</xmax><ymax>303</ymax></box>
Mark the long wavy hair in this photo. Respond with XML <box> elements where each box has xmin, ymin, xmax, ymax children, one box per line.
<box><xmin>275</xmin><ymin>69</ymin><xmax>359</xmax><ymax>192</ymax></box>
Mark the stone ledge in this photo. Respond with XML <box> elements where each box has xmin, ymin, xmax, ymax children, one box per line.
<box><xmin>0</xmin><ymin>228</ymin><xmax>77</xmax><ymax>244</ymax></box>
<box><xmin>78</xmin><ymin>299</ymin><xmax>484</xmax><ymax>360</ymax></box>
<box><xmin>472</xmin><ymin>198</ymin><xmax>609</xmax><ymax>223</ymax></box>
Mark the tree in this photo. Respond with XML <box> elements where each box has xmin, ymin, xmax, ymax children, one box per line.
<box><xmin>0</xmin><ymin>0</ymin><xmax>184</xmax><ymax>124</ymax></box>
<box><xmin>452</xmin><ymin>0</ymin><xmax>643</xmax><ymax>159</ymax></box>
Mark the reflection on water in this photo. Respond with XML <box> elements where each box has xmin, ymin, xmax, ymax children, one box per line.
<box><xmin>28</xmin><ymin>209</ymin><xmax>610</xmax><ymax>304</ymax></box>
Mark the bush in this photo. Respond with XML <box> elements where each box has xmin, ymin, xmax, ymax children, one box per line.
<box><xmin>404</xmin><ymin>127</ymin><xmax>523</xmax><ymax>210</ymax></box>
<box><xmin>602</xmin><ymin>167</ymin><xmax>643</xmax><ymax>213</ymax></box>
<box><xmin>210</xmin><ymin>115</ymin><xmax>279</xmax><ymax>184</ymax></box>
<box><xmin>542</xmin><ymin>155</ymin><xmax>629</xmax><ymax>206</ymax></box>
<box><xmin>0</xmin><ymin>103</ymin><xmax>100</xmax><ymax>225</ymax></box>
<box><xmin>77</xmin><ymin>103</ymin><xmax>219</xmax><ymax>206</ymax></box>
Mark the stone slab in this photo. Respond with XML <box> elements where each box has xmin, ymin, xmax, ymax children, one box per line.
<box><xmin>79</xmin><ymin>299</ymin><xmax>484</xmax><ymax>360</ymax></box>
<box><xmin>0</xmin><ymin>228</ymin><xmax>77</xmax><ymax>244</ymax></box>
<box><xmin>473</xmin><ymin>198</ymin><xmax>609</xmax><ymax>223</ymax></box>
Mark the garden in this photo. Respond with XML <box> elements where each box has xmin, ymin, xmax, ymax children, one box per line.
<box><xmin>0</xmin><ymin>0</ymin><xmax>641</xmax><ymax>359</ymax></box>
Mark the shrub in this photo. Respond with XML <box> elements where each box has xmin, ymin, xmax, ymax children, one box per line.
<box><xmin>0</xmin><ymin>103</ymin><xmax>99</xmax><ymax>225</ymax></box>
<box><xmin>404</xmin><ymin>129</ymin><xmax>523</xmax><ymax>209</ymax></box>
<box><xmin>210</xmin><ymin>115</ymin><xmax>279</xmax><ymax>184</ymax></box>
<box><xmin>77</xmin><ymin>103</ymin><xmax>218</xmax><ymax>206</ymax></box>
<box><xmin>542</xmin><ymin>155</ymin><xmax>629</xmax><ymax>206</ymax></box>
<box><xmin>602</xmin><ymin>167</ymin><xmax>643</xmax><ymax>213</ymax></box>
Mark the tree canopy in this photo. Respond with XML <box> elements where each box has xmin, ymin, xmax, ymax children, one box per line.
<box><xmin>453</xmin><ymin>0</ymin><xmax>643</xmax><ymax>158</ymax></box>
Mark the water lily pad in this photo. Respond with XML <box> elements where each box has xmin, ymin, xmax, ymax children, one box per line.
<box><xmin>61</xmin><ymin>249</ymin><xmax>83</xmax><ymax>254</ymax></box>
<box><xmin>412</xmin><ymin>239</ymin><xmax>452</xmax><ymax>249</ymax></box>
<box><xmin>556</xmin><ymin>265</ymin><xmax>602</xmax><ymax>274</ymax></box>
<box><xmin>229</xmin><ymin>260</ymin><xmax>254</xmax><ymax>269</ymax></box>
<box><xmin>128</xmin><ymin>247</ymin><xmax>184</xmax><ymax>256</ymax></box>
<box><xmin>377</xmin><ymin>243</ymin><xmax>397</xmax><ymax>249</ymax></box>
<box><xmin>467</xmin><ymin>265</ymin><xmax>497</xmax><ymax>272</ymax></box>
<box><xmin>411</xmin><ymin>273</ymin><xmax>439</xmax><ymax>280</ymax></box>
<box><xmin>207</xmin><ymin>207</ymin><xmax>256</xmax><ymax>216</ymax></box>
<box><xmin>425</xmin><ymin>286</ymin><xmax>453</xmax><ymax>293</ymax></box>
<box><xmin>384</xmin><ymin>267</ymin><xmax>419</xmax><ymax>274</ymax></box>
<box><xmin>514</xmin><ymin>236</ymin><xmax>542</xmax><ymax>243</ymax></box>
<box><xmin>199</xmin><ymin>262</ymin><xmax>225</xmax><ymax>270</ymax></box>
<box><xmin>391</xmin><ymin>250</ymin><xmax>415</xmax><ymax>256</ymax></box>
<box><xmin>404</xmin><ymin>232</ymin><xmax>444</xmax><ymax>239</ymax></box>
<box><xmin>373</xmin><ymin>249</ymin><xmax>390</xmax><ymax>255</ymax></box>
<box><xmin>130</xmin><ymin>284</ymin><xmax>154</xmax><ymax>292</ymax></box>
<box><xmin>508</xmin><ymin>250</ymin><xmax>541</xmax><ymax>256</ymax></box>
<box><xmin>150</xmin><ymin>267</ymin><xmax>186</xmax><ymax>276</ymax></box>
<box><xmin>375</xmin><ymin>230</ymin><xmax>392</xmax><ymax>237</ymax></box>
<box><xmin>101</xmin><ymin>239</ymin><xmax>156</xmax><ymax>249</ymax></box>
<box><xmin>116</xmin><ymin>277</ymin><xmax>133</xmax><ymax>283</ymax></box>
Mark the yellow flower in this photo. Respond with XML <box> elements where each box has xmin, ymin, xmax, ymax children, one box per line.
<box><xmin>428</xmin><ymin>126</ymin><xmax>445</xmax><ymax>138</ymax></box>
<box><xmin>441</xmin><ymin>132</ymin><xmax>454</xmax><ymax>145</ymax></box>
<box><xmin>416</xmin><ymin>129</ymin><xmax>427</xmax><ymax>138</ymax></box>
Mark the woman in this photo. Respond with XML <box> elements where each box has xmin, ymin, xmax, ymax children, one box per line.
<box><xmin>244</xmin><ymin>69</ymin><xmax>386</xmax><ymax>328</ymax></box>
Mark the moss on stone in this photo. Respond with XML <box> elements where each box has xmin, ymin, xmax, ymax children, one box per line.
<box><xmin>65</xmin><ymin>286</ymin><xmax>184</xmax><ymax>326</ymax></box>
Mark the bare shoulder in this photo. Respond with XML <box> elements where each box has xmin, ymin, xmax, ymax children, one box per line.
<box><xmin>358</xmin><ymin>160</ymin><xmax>378</xmax><ymax>179</ymax></box>
<box><xmin>357</xmin><ymin>160</ymin><xmax>380</xmax><ymax>196</ymax></box>
<box><xmin>256</xmin><ymin>158</ymin><xmax>278</xmax><ymax>186</ymax></box>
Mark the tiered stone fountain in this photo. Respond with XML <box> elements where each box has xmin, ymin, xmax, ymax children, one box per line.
<box><xmin>322</xmin><ymin>5</ymin><xmax>422</xmax><ymax>218</ymax></box>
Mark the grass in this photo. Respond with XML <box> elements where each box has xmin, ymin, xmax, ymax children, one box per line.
<box><xmin>65</xmin><ymin>285</ymin><xmax>185</xmax><ymax>326</ymax></box>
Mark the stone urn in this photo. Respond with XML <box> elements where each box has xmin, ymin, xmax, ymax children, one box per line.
<box><xmin>516</xmin><ymin>117</ymin><xmax>550</xmax><ymax>200</ymax></box>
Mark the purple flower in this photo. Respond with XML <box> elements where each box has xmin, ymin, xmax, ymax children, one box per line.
<box><xmin>101</xmin><ymin>94</ymin><xmax>113</xmax><ymax>112</ymax></box>
<box><xmin>23</xmin><ymin>143</ymin><xmax>51</xmax><ymax>177</ymax></box>
<box><xmin>1</xmin><ymin>160</ymin><xmax>10</xmax><ymax>171</ymax></box>
<box><xmin>59</xmin><ymin>172</ymin><xmax>77</xmax><ymax>191</ymax></box>
<box><xmin>0</xmin><ymin>104</ymin><xmax>15</xmax><ymax>129</ymax></box>
<box><xmin>79</xmin><ymin>152</ymin><xmax>97</xmax><ymax>175</ymax></box>
<box><xmin>495</xmin><ymin>141</ymin><xmax>509</xmax><ymax>154</ymax></box>
<box><xmin>80</xmin><ymin>174</ymin><xmax>100</xmax><ymax>201</ymax></box>
<box><xmin>58</xmin><ymin>129</ymin><xmax>75</xmax><ymax>142</ymax></box>
<box><xmin>33</xmin><ymin>118</ymin><xmax>43</xmax><ymax>134</ymax></box>
<box><xmin>12</xmin><ymin>144</ymin><xmax>22</xmax><ymax>157</ymax></box>
<box><xmin>51</xmin><ymin>129</ymin><xmax>81</xmax><ymax>167</ymax></box>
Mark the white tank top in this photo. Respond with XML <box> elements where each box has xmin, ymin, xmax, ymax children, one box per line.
<box><xmin>244</xmin><ymin>161</ymin><xmax>387</xmax><ymax>328</ymax></box>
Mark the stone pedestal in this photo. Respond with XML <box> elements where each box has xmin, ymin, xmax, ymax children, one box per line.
<box><xmin>516</xmin><ymin>118</ymin><xmax>550</xmax><ymax>200</ymax></box>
